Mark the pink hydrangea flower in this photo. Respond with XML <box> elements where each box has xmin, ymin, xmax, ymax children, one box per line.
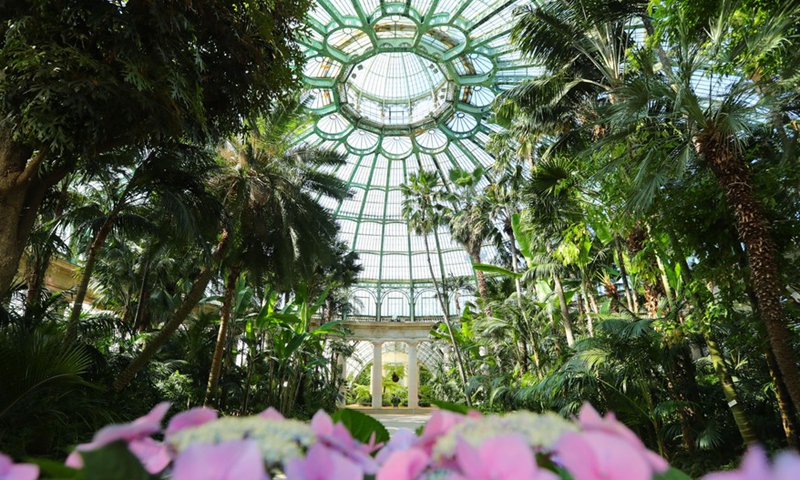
<box><xmin>310</xmin><ymin>411</ymin><xmax>380</xmax><ymax>474</ymax></box>
<box><xmin>555</xmin><ymin>431</ymin><xmax>654</xmax><ymax>480</ymax></box>
<box><xmin>570</xmin><ymin>403</ymin><xmax>668</xmax><ymax>474</ymax></box>
<box><xmin>166</xmin><ymin>407</ymin><xmax>218</xmax><ymax>437</ymax></box>
<box><xmin>376</xmin><ymin>447</ymin><xmax>429</xmax><ymax>480</ymax></box>
<box><xmin>774</xmin><ymin>451</ymin><xmax>800</xmax><ymax>480</ymax></box>
<box><xmin>376</xmin><ymin>429</ymin><xmax>419</xmax><ymax>464</ymax></box>
<box><xmin>417</xmin><ymin>410</ymin><xmax>479</xmax><ymax>453</ymax></box>
<box><xmin>449</xmin><ymin>434</ymin><xmax>556</xmax><ymax>480</ymax></box>
<box><xmin>285</xmin><ymin>443</ymin><xmax>362</xmax><ymax>480</ymax></box>
<box><xmin>127</xmin><ymin>437</ymin><xmax>171</xmax><ymax>474</ymax></box>
<box><xmin>66</xmin><ymin>402</ymin><xmax>171</xmax><ymax>474</ymax></box>
<box><xmin>703</xmin><ymin>446</ymin><xmax>800</xmax><ymax>480</ymax></box>
<box><xmin>172</xmin><ymin>439</ymin><xmax>268</xmax><ymax>480</ymax></box>
<box><xmin>258</xmin><ymin>407</ymin><xmax>285</xmax><ymax>420</ymax></box>
<box><xmin>0</xmin><ymin>453</ymin><xmax>39</xmax><ymax>480</ymax></box>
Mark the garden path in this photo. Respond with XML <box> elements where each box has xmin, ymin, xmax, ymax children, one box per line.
<box><xmin>372</xmin><ymin>412</ymin><xmax>431</xmax><ymax>435</ymax></box>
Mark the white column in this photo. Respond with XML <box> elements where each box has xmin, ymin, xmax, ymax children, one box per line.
<box><xmin>407</xmin><ymin>341</ymin><xmax>419</xmax><ymax>409</ymax></box>
<box><xmin>371</xmin><ymin>341</ymin><xmax>383</xmax><ymax>408</ymax></box>
<box><xmin>336</xmin><ymin>353</ymin><xmax>347</xmax><ymax>407</ymax></box>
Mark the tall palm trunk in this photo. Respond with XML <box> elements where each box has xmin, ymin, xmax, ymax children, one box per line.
<box><xmin>642</xmin><ymin>281</ymin><xmax>663</xmax><ymax>319</ymax></box>
<box><xmin>113</xmin><ymin>230</ymin><xmax>228</xmax><ymax>392</ymax></box>
<box><xmin>580</xmin><ymin>280</ymin><xmax>596</xmax><ymax>336</ymax></box>
<box><xmin>655</xmin><ymin>253</ymin><xmax>675</xmax><ymax>311</ymax></box>
<box><xmin>205</xmin><ymin>265</ymin><xmax>240</xmax><ymax>406</ymax></box>
<box><xmin>765</xmin><ymin>347</ymin><xmax>800</xmax><ymax>448</ymax></box>
<box><xmin>472</xmin><ymin>249</ymin><xmax>489</xmax><ymax>301</ymax></box>
<box><xmin>471</xmin><ymin>247</ymin><xmax>493</xmax><ymax>318</ymax></box>
<box><xmin>667</xmin><ymin>228</ymin><xmax>757</xmax><ymax>444</ymax></box>
<box><xmin>423</xmin><ymin>233</ymin><xmax>471</xmax><ymax>406</ymax></box>
<box><xmin>614</xmin><ymin>235</ymin><xmax>635</xmax><ymax>312</ymax></box>
<box><xmin>508</xmin><ymin>221</ymin><xmax>539</xmax><ymax>374</ymax></box>
<box><xmin>553</xmin><ymin>273</ymin><xmax>575</xmax><ymax>346</ymax></box>
<box><xmin>664</xmin><ymin>344</ymin><xmax>699</xmax><ymax>453</ymax></box>
<box><xmin>700</xmin><ymin>141</ymin><xmax>800</xmax><ymax>412</ymax></box>
<box><xmin>133</xmin><ymin>260</ymin><xmax>151</xmax><ymax>332</ymax></box>
<box><xmin>732</xmin><ymin>239</ymin><xmax>800</xmax><ymax>448</ymax></box>
<box><xmin>705</xmin><ymin>334</ymin><xmax>758</xmax><ymax>444</ymax></box>
<box><xmin>64</xmin><ymin>212</ymin><xmax>118</xmax><ymax>346</ymax></box>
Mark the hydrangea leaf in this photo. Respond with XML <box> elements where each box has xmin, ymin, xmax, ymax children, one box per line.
<box><xmin>331</xmin><ymin>409</ymin><xmax>390</xmax><ymax>445</ymax></box>
<box><xmin>654</xmin><ymin>467</ymin><xmax>694</xmax><ymax>480</ymax></box>
<box><xmin>80</xmin><ymin>441</ymin><xmax>152</xmax><ymax>480</ymax></box>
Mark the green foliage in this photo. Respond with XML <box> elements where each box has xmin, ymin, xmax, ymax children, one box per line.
<box><xmin>654</xmin><ymin>467</ymin><xmax>695</xmax><ymax>480</ymax></box>
<box><xmin>430</xmin><ymin>400</ymin><xmax>472</xmax><ymax>415</ymax></box>
<box><xmin>80</xmin><ymin>442</ymin><xmax>152</xmax><ymax>480</ymax></box>
<box><xmin>0</xmin><ymin>326</ymin><xmax>113</xmax><ymax>457</ymax></box>
<box><xmin>0</xmin><ymin>0</ymin><xmax>308</xmax><ymax>153</ymax></box>
<box><xmin>331</xmin><ymin>409</ymin><xmax>390</xmax><ymax>445</ymax></box>
<box><xmin>0</xmin><ymin>331</ymin><xmax>93</xmax><ymax>419</ymax></box>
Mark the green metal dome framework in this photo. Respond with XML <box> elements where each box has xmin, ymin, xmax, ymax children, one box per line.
<box><xmin>295</xmin><ymin>0</ymin><xmax>538</xmax><ymax>319</ymax></box>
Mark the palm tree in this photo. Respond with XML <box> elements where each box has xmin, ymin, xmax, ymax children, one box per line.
<box><xmin>442</xmin><ymin>166</ymin><xmax>500</xmax><ymax>302</ymax></box>
<box><xmin>63</xmin><ymin>144</ymin><xmax>217</xmax><ymax>346</ymax></box>
<box><xmin>500</xmin><ymin>0</ymin><xmax>645</xmax><ymax>135</ymax></box>
<box><xmin>602</xmin><ymin>0</ymin><xmax>800</xmax><ymax>412</ymax></box>
<box><xmin>401</xmin><ymin>170</ymin><xmax>472</xmax><ymax>406</ymax></box>
<box><xmin>203</xmin><ymin>100</ymin><xmax>351</xmax><ymax>406</ymax></box>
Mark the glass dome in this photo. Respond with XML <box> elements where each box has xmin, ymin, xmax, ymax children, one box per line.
<box><xmin>296</xmin><ymin>0</ymin><xmax>540</xmax><ymax>317</ymax></box>
<box><xmin>344</xmin><ymin>52</ymin><xmax>449</xmax><ymax>125</ymax></box>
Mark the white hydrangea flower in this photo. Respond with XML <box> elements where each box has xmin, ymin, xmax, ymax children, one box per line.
<box><xmin>431</xmin><ymin>411</ymin><xmax>577</xmax><ymax>460</ymax></box>
<box><xmin>169</xmin><ymin>417</ymin><xmax>316</xmax><ymax>466</ymax></box>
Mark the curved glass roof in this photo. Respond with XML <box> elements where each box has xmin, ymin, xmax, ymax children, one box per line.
<box><xmin>345</xmin><ymin>52</ymin><xmax>449</xmax><ymax>125</ymax></box>
<box><xmin>295</xmin><ymin>0</ymin><xmax>538</xmax><ymax>315</ymax></box>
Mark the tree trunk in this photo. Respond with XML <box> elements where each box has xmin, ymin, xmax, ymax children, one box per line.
<box><xmin>64</xmin><ymin>213</ymin><xmax>118</xmax><ymax>346</ymax></box>
<box><xmin>24</xmin><ymin>255</ymin><xmax>47</xmax><ymax>326</ymax></box>
<box><xmin>603</xmin><ymin>275</ymin><xmax>619</xmax><ymax>312</ymax></box>
<box><xmin>553</xmin><ymin>273</ymin><xmax>575</xmax><ymax>346</ymax></box>
<box><xmin>205</xmin><ymin>265</ymin><xmax>240</xmax><ymax>406</ymax></box>
<box><xmin>423</xmin><ymin>233</ymin><xmax>471</xmax><ymax>406</ymax></box>
<box><xmin>655</xmin><ymin>253</ymin><xmax>675</xmax><ymax>311</ymax></box>
<box><xmin>667</xmin><ymin>227</ymin><xmax>758</xmax><ymax>445</ymax></box>
<box><xmin>765</xmin><ymin>347</ymin><xmax>800</xmax><ymax>449</ymax></box>
<box><xmin>241</xmin><ymin>352</ymin><xmax>256</xmax><ymax>415</ymax></box>
<box><xmin>580</xmin><ymin>280</ymin><xmax>595</xmax><ymax>336</ymax></box>
<box><xmin>471</xmin><ymin>248</ymin><xmax>493</xmax><ymax>318</ymax></box>
<box><xmin>0</xmin><ymin>131</ymin><xmax>57</xmax><ymax>297</ymax></box>
<box><xmin>664</xmin><ymin>345</ymin><xmax>699</xmax><ymax>453</ymax></box>
<box><xmin>731</xmin><ymin>236</ymin><xmax>800</xmax><ymax>446</ymax></box>
<box><xmin>507</xmin><ymin>220</ymin><xmax>536</xmax><ymax>375</ymax></box>
<box><xmin>760</xmin><ymin>324</ymin><xmax>800</xmax><ymax>448</ymax></box>
<box><xmin>643</xmin><ymin>280</ymin><xmax>663</xmax><ymax>319</ymax></box>
<box><xmin>614</xmin><ymin>235</ymin><xmax>635</xmax><ymax>312</ymax></box>
<box><xmin>701</xmin><ymin>141</ymin><xmax>800</xmax><ymax>413</ymax></box>
<box><xmin>705</xmin><ymin>333</ymin><xmax>759</xmax><ymax>444</ymax></box>
<box><xmin>133</xmin><ymin>259</ymin><xmax>151</xmax><ymax>332</ymax></box>
<box><xmin>113</xmin><ymin>230</ymin><xmax>228</xmax><ymax>392</ymax></box>
<box><xmin>472</xmin><ymin>250</ymin><xmax>489</xmax><ymax>301</ymax></box>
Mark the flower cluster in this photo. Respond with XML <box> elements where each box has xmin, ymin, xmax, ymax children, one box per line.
<box><xmin>2</xmin><ymin>402</ymin><xmax>799</xmax><ymax>480</ymax></box>
<box><xmin>378</xmin><ymin>405</ymin><xmax>667</xmax><ymax>480</ymax></box>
